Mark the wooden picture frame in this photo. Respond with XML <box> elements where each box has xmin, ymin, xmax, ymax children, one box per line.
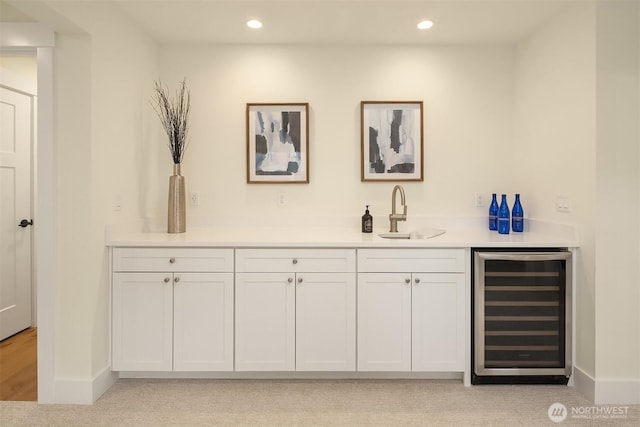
<box><xmin>361</xmin><ymin>101</ymin><xmax>424</xmax><ymax>182</ymax></box>
<box><xmin>246</xmin><ymin>103</ymin><xmax>309</xmax><ymax>183</ymax></box>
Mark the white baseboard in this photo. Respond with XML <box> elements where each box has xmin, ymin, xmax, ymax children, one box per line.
<box><xmin>573</xmin><ymin>365</ymin><xmax>596</xmax><ymax>402</ymax></box>
<box><xmin>574</xmin><ymin>366</ymin><xmax>640</xmax><ymax>404</ymax></box>
<box><xmin>92</xmin><ymin>366</ymin><xmax>117</xmax><ymax>403</ymax></box>
<box><xmin>53</xmin><ymin>367</ymin><xmax>116</xmax><ymax>404</ymax></box>
<box><xmin>118</xmin><ymin>371</ymin><xmax>463</xmax><ymax>380</ymax></box>
<box><xmin>595</xmin><ymin>377</ymin><xmax>640</xmax><ymax>405</ymax></box>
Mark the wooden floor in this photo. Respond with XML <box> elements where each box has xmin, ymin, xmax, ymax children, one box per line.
<box><xmin>0</xmin><ymin>327</ymin><xmax>37</xmax><ymax>401</ymax></box>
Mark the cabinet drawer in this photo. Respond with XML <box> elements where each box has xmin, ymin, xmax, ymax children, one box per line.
<box><xmin>236</xmin><ymin>249</ymin><xmax>355</xmax><ymax>273</ymax></box>
<box><xmin>113</xmin><ymin>248</ymin><xmax>234</xmax><ymax>272</ymax></box>
<box><xmin>357</xmin><ymin>249</ymin><xmax>465</xmax><ymax>273</ymax></box>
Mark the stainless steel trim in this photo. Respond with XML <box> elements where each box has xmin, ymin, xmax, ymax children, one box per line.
<box><xmin>477</xmin><ymin>252</ymin><xmax>572</xmax><ymax>262</ymax></box>
<box><xmin>474</xmin><ymin>250</ymin><xmax>572</xmax><ymax>378</ymax></box>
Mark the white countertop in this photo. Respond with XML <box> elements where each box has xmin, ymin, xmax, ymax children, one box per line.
<box><xmin>106</xmin><ymin>216</ymin><xmax>579</xmax><ymax>248</ymax></box>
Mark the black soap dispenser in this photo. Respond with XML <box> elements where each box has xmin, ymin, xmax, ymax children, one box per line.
<box><xmin>362</xmin><ymin>205</ymin><xmax>373</xmax><ymax>233</ymax></box>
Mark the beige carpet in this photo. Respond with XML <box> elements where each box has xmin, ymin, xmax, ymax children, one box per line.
<box><xmin>1</xmin><ymin>379</ymin><xmax>638</xmax><ymax>426</ymax></box>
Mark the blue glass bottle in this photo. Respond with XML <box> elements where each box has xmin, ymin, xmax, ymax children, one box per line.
<box><xmin>512</xmin><ymin>194</ymin><xmax>524</xmax><ymax>232</ymax></box>
<box><xmin>498</xmin><ymin>194</ymin><xmax>510</xmax><ymax>234</ymax></box>
<box><xmin>488</xmin><ymin>193</ymin><xmax>499</xmax><ymax>231</ymax></box>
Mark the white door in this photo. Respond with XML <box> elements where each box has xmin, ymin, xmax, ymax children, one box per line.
<box><xmin>412</xmin><ymin>273</ymin><xmax>465</xmax><ymax>371</ymax></box>
<box><xmin>112</xmin><ymin>272</ymin><xmax>173</xmax><ymax>371</ymax></box>
<box><xmin>235</xmin><ymin>272</ymin><xmax>295</xmax><ymax>371</ymax></box>
<box><xmin>0</xmin><ymin>86</ymin><xmax>33</xmax><ymax>341</ymax></box>
<box><xmin>357</xmin><ymin>273</ymin><xmax>412</xmax><ymax>371</ymax></box>
<box><xmin>296</xmin><ymin>272</ymin><xmax>356</xmax><ymax>371</ymax></box>
<box><xmin>173</xmin><ymin>272</ymin><xmax>234</xmax><ymax>371</ymax></box>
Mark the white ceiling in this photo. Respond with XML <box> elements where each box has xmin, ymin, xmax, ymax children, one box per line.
<box><xmin>3</xmin><ymin>0</ymin><xmax>575</xmax><ymax>45</ymax></box>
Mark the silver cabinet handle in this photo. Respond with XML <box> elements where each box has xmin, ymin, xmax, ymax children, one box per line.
<box><xmin>298</xmin><ymin>277</ymin><xmax>303</xmax><ymax>284</ymax></box>
<box><xmin>287</xmin><ymin>277</ymin><xmax>293</xmax><ymax>283</ymax></box>
<box><xmin>169</xmin><ymin>257</ymin><xmax>176</xmax><ymax>264</ymax></box>
<box><xmin>174</xmin><ymin>277</ymin><xmax>180</xmax><ymax>283</ymax></box>
<box><xmin>405</xmin><ymin>278</ymin><xmax>411</xmax><ymax>284</ymax></box>
<box><xmin>292</xmin><ymin>258</ymin><xmax>298</xmax><ymax>265</ymax></box>
<box><xmin>164</xmin><ymin>277</ymin><xmax>171</xmax><ymax>283</ymax></box>
<box><xmin>414</xmin><ymin>278</ymin><xmax>421</xmax><ymax>284</ymax></box>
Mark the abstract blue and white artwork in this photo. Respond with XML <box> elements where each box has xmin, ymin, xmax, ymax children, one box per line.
<box><xmin>247</xmin><ymin>103</ymin><xmax>309</xmax><ymax>183</ymax></box>
<box><xmin>361</xmin><ymin>101</ymin><xmax>423</xmax><ymax>181</ymax></box>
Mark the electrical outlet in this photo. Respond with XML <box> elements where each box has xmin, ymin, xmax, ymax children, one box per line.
<box><xmin>114</xmin><ymin>194</ymin><xmax>122</xmax><ymax>212</ymax></box>
<box><xmin>278</xmin><ymin>193</ymin><xmax>287</xmax><ymax>206</ymax></box>
<box><xmin>475</xmin><ymin>192</ymin><xmax>485</xmax><ymax>207</ymax></box>
<box><xmin>190</xmin><ymin>191</ymin><xmax>200</xmax><ymax>206</ymax></box>
<box><xmin>556</xmin><ymin>195</ymin><xmax>571</xmax><ymax>212</ymax></box>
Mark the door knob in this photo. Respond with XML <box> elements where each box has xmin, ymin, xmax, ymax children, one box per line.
<box><xmin>18</xmin><ymin>219</ymin><xmax>33</xmax><ymax>228</ymax></box>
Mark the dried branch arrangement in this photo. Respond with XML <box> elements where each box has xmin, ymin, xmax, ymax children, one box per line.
<box><xmin>151</xmin><ymin>79</ymin><xmax>191</xmax><ymax>164</ymax></box>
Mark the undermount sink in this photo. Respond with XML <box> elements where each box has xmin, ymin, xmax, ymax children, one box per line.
<box><xmin>378</xmin><ymin>227</ymin><xmax>446</xmax><ymax>240</ymax></box>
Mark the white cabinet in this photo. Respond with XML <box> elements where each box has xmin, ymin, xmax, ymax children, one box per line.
<box><xmin>357</xmin><ymin>249</ymin><xmax>465</xmax><ymax>372</ymax></box>
<box><xmin>411</xmin><ymin>273</ymin><xmax>465</xmax><ymax>371</ymax></box>
<box><xmin>112</xmin><ymin>248</ymin><xmax>234</xmax><ymax>372</ymax></box>
<box><xmin>235</xmin><ymin>272</ymin><xmax>295</xmax><ymax>371</ymax></box>
<box><xmin>235</xmin><ymin>249</ymin><xmax>356</xmax><ymax>371</ymax></box>
<box><xmin>112</xmin><ymin>272</ymin><xmax>173</xmax><ymax>371</ymax></box>
<box><xmin>111</xmin><ymin>245</ymin><xmax>468</xmax><ymax>378</ymax></box>
<box><xmin>357</xmin><ymin>272</ymin><xmax>412</xmax><ymax>371</ymax></box>
<box><xmin>296</xmin><ymin>272</ymin><xmax>356</xmax><ymax>371</ymax></box>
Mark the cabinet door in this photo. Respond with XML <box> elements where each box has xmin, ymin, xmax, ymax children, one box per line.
<box><xmin>296</xmin><ymin>273</ymin><xmax>356</xmax><ymax>371</ymax></box>
<box><xmin>235</xmin><ymin>272</ymin><xmax>295</xmax><ymax>371</ymax></box>
<box><xmin>412</xmin><ymin>273</ymin><xmax>465</xmax><ymax>371</ymax></box>
<box><xmin>357</xmin><ymin>273</ymin><xmax>411</xmax><ymax>371</ymax></box>
<box><xmin>173</xmin><ymin>272</ymin><xmax>234</xmax><ymax>371</ymax></box>
<box><xmin>112</xmin><ymin>272</ymin><xmax>173</xmax><ymax>371</ymax></box>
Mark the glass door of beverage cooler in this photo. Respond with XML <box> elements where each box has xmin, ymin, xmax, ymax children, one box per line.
<box><xmin>473</xmin><ymin>250</ymin><xmax>572</xmax><ymax>384</ymax></box>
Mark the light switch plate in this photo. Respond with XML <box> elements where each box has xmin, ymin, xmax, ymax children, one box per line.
<box><xmin>556</xmin><ymin>195</ymin><xmax>571</xmax><ymax>212</ymax></box>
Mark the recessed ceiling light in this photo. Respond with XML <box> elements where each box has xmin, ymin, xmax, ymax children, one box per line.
<box><xmin>247</xmin><ymin>19</ymin><xmax>263</xmax><ymax>29</ymax></box>
<box><xmin>417</xmin><ymin>20</ymin><xmax>434</xmax><ymax>30</ymax></box>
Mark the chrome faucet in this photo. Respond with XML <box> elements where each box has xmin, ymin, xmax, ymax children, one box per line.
<box><xmin>389</xmin><ymin>185</ymin><xmax>407</xmax><ymax>232</ymax></box>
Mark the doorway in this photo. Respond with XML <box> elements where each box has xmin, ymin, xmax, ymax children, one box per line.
<box><xmin>0</xmin><ymin>52</ymin><xmax>37</xmax><ymax>401</ymax></box>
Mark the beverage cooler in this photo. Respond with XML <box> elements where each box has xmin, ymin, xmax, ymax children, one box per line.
<box><xmin>472</xmin><ymin>249</ymin><xmax>572</xmax><ymax>385</ymax></box>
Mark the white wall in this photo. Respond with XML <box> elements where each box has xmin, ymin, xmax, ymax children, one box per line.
<box><xmin>10</xmin><ymin>0</ymin><xmax>638</xmax><ymax>405</ymax></box>
<box><xmin>513</xmin><ymin>1</ymin><xmax>597</xmax><ymax>381</ymax></box>
<box><xmin>514</xmin><ymin>1</ymin><xmax>640</xmax><ymax>404</ymax></box>
<box><xmin>0</xmin><ymin>53</ymin><xmax>37</xmax><ymax>86</ymax></box>
<box><xmin>38</xmin><ymin>0</ymin><xmax>160</xmax><ymax>399</ymax></box>
<box><xmin>157</xmin><ymin>44</ymin><xmax>513</xmax><ymax>225</ymax></box>
<box><xmin>594</xmin><ymin>0</ymin><xmax>640</xmax><ymax>403</ymax></box>
<box><xmin>53</xmin><ymin>32</ymin><xmax>93</xmax><ymax>379</ymax></box>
